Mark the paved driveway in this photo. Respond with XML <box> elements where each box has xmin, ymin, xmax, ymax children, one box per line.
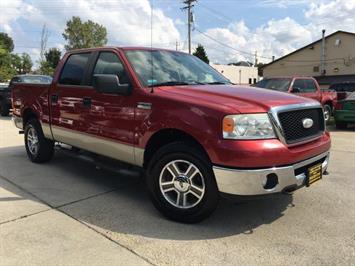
<box><xmin>1</xmin><ymin>116</ymin><xmax>354</xmax><ymax>265</ymax></box>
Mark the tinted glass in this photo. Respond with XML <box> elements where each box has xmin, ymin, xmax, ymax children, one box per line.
<box><xmin>93</xmin><ymin>52</ymin><xmax>130</xmax><ymax>84</ymax></box>
<box><xmin>125</xmin><ymin>50</ymin><xmax>230</xmax><ymax>87</ymax></box>
<box><xmin>292</xmin><ymin>79</ymin><xmax>306</xmax><ymax>92</ymax></box>
<box><xmin>255</xmin><ymin>78</ymin><xmax>291</xmax><ymax>92</ymax></box>
<box><xmin>303</xmin><ymin>79</ymin><xmax>317</xmax><ymax>92</ymax></box>
<box><xmin>59</xmin><ymin>53</ymin><xmax>91</xmax><ymax>85</ymax></box>
<box><xmin>21</xmin><ymin>76</ymin><xmax>52</xmax><ymax>84</ymax></box>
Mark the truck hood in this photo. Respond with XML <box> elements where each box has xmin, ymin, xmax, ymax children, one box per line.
<box><xmin>158</xmin><ymin>84</ymin><xmax>316</xmax><ymax>113</ymax></box>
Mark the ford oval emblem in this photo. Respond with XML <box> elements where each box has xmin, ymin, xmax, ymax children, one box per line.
<box><xmin>302</xmin><ymin>118</ymin><xmax>314</xmax><ymax>129</ymax></box>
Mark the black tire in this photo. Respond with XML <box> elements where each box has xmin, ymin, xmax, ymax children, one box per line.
<box><xmin>0</xmin><ymin>101</ymin><xmax>10</xmax><ymax>116</ymax></box>
<box><xmin>146</xmin><ymin>142</ymin><xmax>219</xmax><ymax>223</ymax></box>
<box><xmin>24</xmin><ymin>119</ymin><xmax>54</xmax><ymax>163</ymax></box>
<box><xmin>335</xmin><ymin>122</ymin><xmax>347</xmax><ymax>129</ymax></box>
<box><xmin>323</xmin><ymin>104</ymin><xmax>332</xmax><ymax>122</ymax></box>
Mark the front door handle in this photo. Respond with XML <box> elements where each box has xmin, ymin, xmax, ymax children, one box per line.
<box><xmin>51</xmin><ymin>94</ymin><xmax>58</xmax><ymax>103</ymax></box>
<box><xmin>83</xmin><ymin>97</ymin><xmax>92</xmax><ymax>108</ymax></box>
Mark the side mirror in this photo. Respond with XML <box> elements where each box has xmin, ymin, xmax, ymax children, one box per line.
<box><xmin>93</xmin><ymin>74</ymin><xmax>131</xmax><ymax>95</ymax></box>
<box><xmin>291</xmin><ymin>87</ymin><xmax>301</xmax><ymax>93</ymax></box>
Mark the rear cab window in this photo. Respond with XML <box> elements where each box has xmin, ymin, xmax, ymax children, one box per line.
<box><xmin>59</xmin><ymin>53</ymin><xmax>91</xmax><ymax>85</ymax></box>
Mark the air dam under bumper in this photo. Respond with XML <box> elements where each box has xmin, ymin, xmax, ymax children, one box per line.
<box><xmin>213</xmin><ymin>151</ymin><xmax>329</xmax><ymax>196</ymax></box>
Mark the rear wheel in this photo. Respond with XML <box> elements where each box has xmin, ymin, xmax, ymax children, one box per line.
<box><xmin>25</xmin><ymin>119</ymin><xmax>54</xmax><ymax>163</ymax></box>
<box><xmin>323</xmin><ymin>104</ymin><xmax>332</xmax><ymax>122</ymax></box>
<box><xmin>335</xmin><ymin>122</ymin><xmax>347</xmax><ymax>129</ymax></box>
<box><xmin>146</xmin><ymin>142</ymin><xmax>219</xmax><ymax>223</ymax></box>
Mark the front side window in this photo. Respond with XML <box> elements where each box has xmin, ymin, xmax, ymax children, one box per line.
<box><xmin>93</xmin><ymin>52</ymin><xmax>130</xmax><ymax>84</ymax></box>
<box><xmin>292</xmin><ymin>79</ymin><xmax>306</xmax><ymax>92</ymax></box>
<box><xmin>303</xmin><ymin>79</ymin><xmax>317</xmax><ymax>92</ymax></box>
<box><xmin>125</xmin><ymin>50</ymin><xmax>230</xmax><ymax>87</ymax></box>
<box><xmin>59</xmin><ymin>53</ymin><xmax>91</xmax><ymax>85</ymax></box>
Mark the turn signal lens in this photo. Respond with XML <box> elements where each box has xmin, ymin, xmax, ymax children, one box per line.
<box><xmin>223</xmin><ymin>117</ymin><xmax>235</xmax><ymax>133</ymax></box>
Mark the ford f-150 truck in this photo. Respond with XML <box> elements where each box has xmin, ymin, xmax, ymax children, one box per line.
<box><xmin>12</xmin><ymin>47</ymin><xmax>331</xmax><ymax>223</ymax></box>
<box><xmin>255</xmin><ymin>77</ymin><xmax>337</xmax><ymax>122</ymax></box>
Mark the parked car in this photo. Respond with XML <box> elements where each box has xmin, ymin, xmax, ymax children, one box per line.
<box><xmin>255</xmin><ymin>77</ymin><xmax>337</xmax><ymax>122</ymax></box>
<box><xmin>9</xmin><ymin>74</ymin><xmax>53</xmax><ymax>86</ymax></box>
<box><xmin>12</xmin><ymin>47</ymin><xmax>331</xmax><ymax>223</ymax></box>
<box><xmin>329</xmin><ymin>81</ymin><xmax>355</xmax><ymax>101</ymax></box>
<box><xmin>0</xmin><ymin>75</ymin><xmax>53</xmax><ymax>117</ymax></box>
<box><xmin>0</xmin><ymin>84</ymin><xmax>11</xmax><ymax>116</ymax></box>
<box><xmin>334</xmin><ymin>92</ymin><xmax>355</xmax><ymax>129</ymax></box>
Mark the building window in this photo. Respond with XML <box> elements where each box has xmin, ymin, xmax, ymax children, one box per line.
<box><xmin>249</xmin><ymin>78</ymin><xmax>252</xmax><ymax>84</ymax></box>
<box><xmin>253</xmin><ymin>78</ymin><xmax>257</xmax><ymax>84</ymax></box>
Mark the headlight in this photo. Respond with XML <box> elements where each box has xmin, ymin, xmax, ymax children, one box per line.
<box><xmin>223</xmin><ymin>114</ymin><xmax>276</xmax><ymax>139</ymax></box>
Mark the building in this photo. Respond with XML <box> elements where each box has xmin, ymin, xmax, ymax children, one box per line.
<box><xmin>261</xmin><ymin>30</ymin><xmax>355</xmax><ymax>89</ymax></box>
<box><xmin>211</xmin><ymin>63</ymin><xmax>259</xmax><ymax>85</ymax></box>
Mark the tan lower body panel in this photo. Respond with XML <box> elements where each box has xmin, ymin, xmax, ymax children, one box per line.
<box><xmin>49</xmin><ymin>125</ymin><xmax>144</xmax><ymax>167</ymax></box>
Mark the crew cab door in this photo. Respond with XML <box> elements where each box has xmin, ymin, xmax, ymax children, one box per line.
<box><xmin>79</xmin><ymin>50</ymin><xmax>136</xmax><ymax>165</ymax></box>
<box><xmin>49</xmin><ymin>52</ymin><xmax>94</xmax><ymax>143</ymax></box>
<box><xmin>291</xmin><ymin>78</ymin><xmax>322</xmax><ymax>102</ymax></box>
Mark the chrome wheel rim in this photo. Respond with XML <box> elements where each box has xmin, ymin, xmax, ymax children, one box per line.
<box><xmin>324</xmin><ymin>106</ymin><xmax>331</xmax><ymax>121</ymax></box>
<box><xmin>159</xmin><ymin>160</ymin><xmax>205</xmax><ymax>209</ymax></box>
<box><xmin>27</xmin><ymin>126</ymin><xmax>39</xmax><ymax>156</ymax></box>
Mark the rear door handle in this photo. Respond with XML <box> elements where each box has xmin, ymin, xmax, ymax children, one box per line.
<box><xmin>51</xmin><ymin>94</ymin><xmax>58</xmax><ymax>103</ymax></box>
<box><xmin>83</xmin><ymin>97</ymin><xmax>92</xmax><ymax>108</ymax></box>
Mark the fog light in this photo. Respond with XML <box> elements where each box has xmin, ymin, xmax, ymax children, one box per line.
<box><xmin>263</xmin><ymin>173</ymin><xmax>279</xmax><ymax>190</ymax></box>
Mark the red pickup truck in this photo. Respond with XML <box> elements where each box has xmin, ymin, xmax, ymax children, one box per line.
<box><xmin>12</xmin><ymin>47</ymin><xmax>331</xmax><ymax>223</ymax></box>
<box><xmin>255</xmin><ymin>77</ymin><xmax>337</xmax><ymax>122</ymax></box>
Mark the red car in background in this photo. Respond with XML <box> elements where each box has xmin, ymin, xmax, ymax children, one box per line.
<box><xmin>255</xmin><ymin>76</ymin><xmax>337</xmax><ymax>122</ymax></box>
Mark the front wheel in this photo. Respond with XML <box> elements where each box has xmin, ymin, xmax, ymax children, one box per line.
<box><xmin>323</xmin><ymin>104</ymin><xmax>332</xmax><ymax>122</ymax></box>
<box><xmin>146</xmin><ymin>142</ymin><xmax>219</xmax><ymax>223</ymax></box>
<box><xmin>25</xmin><ymin>119</ymin><xmax>54</xmax><ymax>163</ymax></box>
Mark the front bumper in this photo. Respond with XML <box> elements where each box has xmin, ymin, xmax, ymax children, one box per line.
<box><xmin>12</xmin><ymin>115</ymin><xmax>23</xmax><ymax>130</ymax></box>
<box><xmin>213</xmin><ymin>151</ymin><xmax>329</xmax><ymax>196</ymax></box>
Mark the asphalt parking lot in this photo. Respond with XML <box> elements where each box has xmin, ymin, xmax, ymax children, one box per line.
<box><xmin>1</xmin><ymin>116</ymin><xmax>355</xmax><ymax>265</ymax></box>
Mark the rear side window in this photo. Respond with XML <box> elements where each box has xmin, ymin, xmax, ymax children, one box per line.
<box><xmin>93</xmin><ymin>52</ymin><xmax>130</xmax><ymax>84</ymax></box>
<box><xmin>59</xmin><ymin>53</ymin><xmax>91</xmax><ymax>85</ymax></box>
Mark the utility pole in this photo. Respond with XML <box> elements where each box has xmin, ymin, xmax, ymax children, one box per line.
<box><xmin>320</xmin><ymin>29</ymin><xmax>326</xmax><ymax>75</ymax></box>
<box><xmin>182</xmin><ymin>0</ymin><xmax>197</xmax><ymax>54</ymax></box>
<box><xmin>176</xmin><ymin>40</ymin><xmax>179</xmax><ymax>51</ymax></box>
<box><xmin>254</xmin><ymin>51</ymin><xmax>258</xmax><ymax>66</ymax></box>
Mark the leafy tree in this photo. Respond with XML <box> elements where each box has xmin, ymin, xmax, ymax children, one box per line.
<box><xmin>37</xmin><ymin>48</ymin><xmax>62</xmax><ymax>75</ymax></box>
<box><xmin>45</xmin><ymin>48</ymin><xmax>61</xmax><ymax>69</ymax></box>
<box><xmin>0</xmin><ymin>54</ymin><xmax>17</xmax><ymax>82</ymax></box>
<box><xmin>12</xmin><ymin>53</ymin><xmax>33</xmax><ymax>74</ymax></box>
<box><xmin>256</xmin><ymin>62</ymin><xmax>264</xmax><ymax>77</ymax></box>
<box><xmin>62</xmin><ymin>16</ymin><xmax>108</xmax><ymax>50</ymax></box>
<box><xmin>0</xmin><ymin>32</ymin><xmax>14</xmax><ymax>53</ymax></box>
<box><xmin>193</xmin><ymin>44</ymin><xmax>209</xmax><ymax>64</ymax></box>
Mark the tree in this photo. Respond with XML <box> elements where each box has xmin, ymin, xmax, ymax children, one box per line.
<box><xmin>12</xmin><ymin>53</ymin><xmax>33</xmax><ymax>74</ymax></box>
<box><xmin>193</xmin><ymin>44</ymin><xmax>209</xmax><ymax>64</ymax></box>
<box><xmin>38</xmin><ymin>48</ymin><xmax>62</xmax><ymax>75</ymax></box>
<box><xmin>45</xmin><ymin>48</ymin><xmax>61</xmax><ymax>69</ymax></box>
<box><xmin>0</xmin><ymin>32</ymin><xmax>14</xmax><ymax>53</ymax></box>
<box><xmin>62</xmin><ymin>16</ymin><xmax>108</xmax><ymax>50</ymax></box>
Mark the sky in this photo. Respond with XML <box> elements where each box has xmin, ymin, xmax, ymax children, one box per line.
<box><xmin>1</xmin><ymin>0</ymin><xmax>355</xmax><ymax>66</ymax></box>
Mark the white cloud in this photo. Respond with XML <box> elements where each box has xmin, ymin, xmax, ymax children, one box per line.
<box><xmin>193</xmin><ymin>0</ymin><xmax>355</xmax><ymax>64</ymax></box>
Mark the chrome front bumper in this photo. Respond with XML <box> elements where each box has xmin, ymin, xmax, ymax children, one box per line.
<box><xmin>213</xmin><ymin>151</ymin><xmax>329</xmax><ymax>196</ymax></box>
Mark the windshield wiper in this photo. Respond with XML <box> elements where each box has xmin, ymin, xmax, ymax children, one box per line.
<box><xmin>206</xmin><ymin>81</ymin><xmax>229</xmax><ymax>85</ymax></box>
<box><xmin>150</xmin><ymin>81</ymin><xmax>206</xmax><ymax>87</ymax></box>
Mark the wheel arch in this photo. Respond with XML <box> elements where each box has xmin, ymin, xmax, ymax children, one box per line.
<box><xmin>143</xmin><ymin>128</ymin><xmax>211</xmax><ymax>169</ymax></box>
<box><xmin>22</xmin><ymin>108</ymin><xmax>39</xmax><ymax>128</ymax></box>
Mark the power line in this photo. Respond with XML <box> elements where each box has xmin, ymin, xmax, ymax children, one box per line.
<box><xmin>194</xmin><ymin>27</ymin><xmax>273</xmax><ymax>60</ymax></box>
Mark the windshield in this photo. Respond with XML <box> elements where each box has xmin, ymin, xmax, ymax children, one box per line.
<box><xmin>21</xmin><ymin>76</ymin><xmax>52</xmax><ymax>84</ymax></box>
<box><xmin>125</xmin><ymin>50</ymin><xmax>230</xmax><ymax>87</ymax></box>
<box><xmin>255</xmin><ymin>78</ymin><xmax>291</xmax><ymax>92</ymax></box>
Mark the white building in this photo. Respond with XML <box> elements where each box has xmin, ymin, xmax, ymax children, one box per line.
<box><xmin>211</xmin><ymin>63</ymin><xmax>259</xmax><ymax>85</ymax></box>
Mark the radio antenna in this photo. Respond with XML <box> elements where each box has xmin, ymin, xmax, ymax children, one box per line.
<box><xmin>150</xmin><ymin>0</ymin><xmax>154</xmax><ymax>93</ymax></box>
